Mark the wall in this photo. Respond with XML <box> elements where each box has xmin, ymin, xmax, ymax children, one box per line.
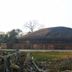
<box><xmin>12</xmin><ymin>42</ymin><xmax>72</xmax><ymax>50</ymax></box>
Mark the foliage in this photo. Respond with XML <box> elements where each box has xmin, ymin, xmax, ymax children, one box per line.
<box><xmin>7</xmin><ymin>29</ymin><xmax>21</xmax><ymax>43</ymax></box>
<box><xmin>0</xmin><ymin>34</ymin><xmax>6</xmax><ymax>43</ymax></box>
<box><xmin>6</xmin><ymin>29</ymin><xmax>22</xmax><ymax>48</ymax></box>
<box><xmin>0</xmin><ymin>29</ymin><xmax>22</xmax><ymax>43</ymax></box>
<box><xmin>0</xmin><ymin>29</ymin><xmax>22</xmax><ymax>49</ymax></box>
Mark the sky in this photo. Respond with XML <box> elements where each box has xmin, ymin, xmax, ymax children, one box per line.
<box><xmin>0</xmin><ymin>0</ymin><xmax>72</xmax><ymax>32</ymax></box>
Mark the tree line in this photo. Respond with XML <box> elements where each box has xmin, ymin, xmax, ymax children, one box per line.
<box><xmin>0</xmin><ymin>20</ymin><xmax>42</xmax><ymax>46</ymax></box>
<box><xmin>0</xmin><ymin>29</ymin><xmax>22</xmax><ymax>48</ymax></box>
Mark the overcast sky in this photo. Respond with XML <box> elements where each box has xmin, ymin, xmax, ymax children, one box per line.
<box><xmin>0</xmin><ymin>0</ymin><xmax>72</xmax><ymax>32</ymax></box>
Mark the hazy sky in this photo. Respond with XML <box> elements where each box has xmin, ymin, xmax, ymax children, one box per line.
<box><xmin>0</xmin><ymin>0</ymin><xmax>72</xmax><ymax>32</ymax></box>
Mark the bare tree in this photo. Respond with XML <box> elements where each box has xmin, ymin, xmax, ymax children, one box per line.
<box><xmin>24</xmin><ymin>20</ymin><xmax>44</xmax><ymax>62</ymax></box>
<box><xmin>24</xmin><ymin>20</ymin><xmax>41</xmax><ymax>32</ymax></box>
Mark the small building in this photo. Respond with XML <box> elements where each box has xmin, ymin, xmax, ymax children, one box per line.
<box><xmin>13</xmin><ymin>27</ymin><xmax>72</xmax><ymax>50</ymax></box>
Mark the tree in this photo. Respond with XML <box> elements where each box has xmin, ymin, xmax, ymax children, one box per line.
<box><xmin>24</xmin><ymin>20</ymin><xmax>41</xmax><ymax>32</ymax></box>
<box><xmin>7</xmin><ymin>29</ymin><xmax>22</xmax><ymax>39</ymax></box>
<box><xmin>6</xmin><ymin>29</ymin><xmax>22</xmax><ymax>48</ymax></box>
<box><xmin>24</xmin><ymin>20</ymin><xmax>43</xmax><ymax>62</ymax></box>
<box><xmin>0</xmin><ymin>34</ymin><xmax>6</xmax><ymax>43</ymax></box>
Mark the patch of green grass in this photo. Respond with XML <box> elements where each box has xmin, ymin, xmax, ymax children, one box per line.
<box><xmin>31</xmin><ymin>51</ymin><xmax>72</xmax><ymax>61</ymax></box>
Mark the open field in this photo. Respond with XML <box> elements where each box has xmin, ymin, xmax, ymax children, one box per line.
<box><xmin>30</xmin><ymin>51</ymin><xmax>72</xmax><ymax>72</ymax></box>
<box><xmin>31</xmin><ymin>51</ymin><xmax>72</xmax><ymax>61</ymax></box>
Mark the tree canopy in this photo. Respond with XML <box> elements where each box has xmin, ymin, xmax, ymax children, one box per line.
<box><xmin>0</xmin><ymin>29</ymin><xmax>22</xmax><ymax>48</ymax></box>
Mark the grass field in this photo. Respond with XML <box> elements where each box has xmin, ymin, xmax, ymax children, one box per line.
<box><xmin>31</xmin><ymin>51</ymin><xmax>72</xmax><ymax>61</ymax></box>
<box><xmin>30</xmin><ymin>51</ymin><xmax>72</xmax><ymax>72</ymax></box>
